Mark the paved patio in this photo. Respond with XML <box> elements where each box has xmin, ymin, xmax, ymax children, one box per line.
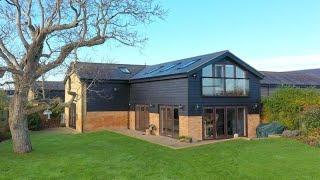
<box><xmin>110</xmin><ymin>128</ymin><xmax>249</xmax><ymax>149</ymax></box>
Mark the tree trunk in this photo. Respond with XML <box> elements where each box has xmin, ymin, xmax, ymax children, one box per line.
<box><xmin>8</xmin><ymin>87</ymin><xmax>32</xmax><ymax>153</ymax></box>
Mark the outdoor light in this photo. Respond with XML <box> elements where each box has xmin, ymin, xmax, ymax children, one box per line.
<box><xmin>113</xmin><ymin>87</ymin><xmax>119</xmax><ymax>92</ymax></box>
<box><xmin>192</xmin><ymin>74</ymin><xmax>197</xmax><ymax>79</ymax></box>
<box><xmin>149</xmin><ymin>104</ymin><xmax>155</xmax><ymax>108</ymax></box>
<box><xmin>178</xmin><ymin>104</ymin><xmax>184</xmax><ymax>110</ymax></box>
<box><xmin>195</xmin><ymin>104</ymin><xmax>201</xmax><ymax>110</ymax></box>
<box><xmin>43</xmin><ymin>108</ymin><xmax>52</xmax><ymax>120</ymax></box>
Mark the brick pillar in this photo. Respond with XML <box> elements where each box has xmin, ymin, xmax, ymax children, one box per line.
<box><xmin>149</xmin><ymin>113</ymin><xmax>159</xmax><ymax>135</ymax></box>
<box><xmin>188</xmin><ymin>116</ymin><xmax>203</xmax><ymax>141</ymax></box>
<box><xmin>179</xmin><ymin>116</ymin><xmax>189</xmax><ymax>137</ymax></box>
<box><xmin>247</xmin><ymin>114</ymin><xmax>261</xmax><ymax>138</ymax></box>
<box><xmin>129</xmin><ymin>111</ymin><xmax>135</xmax><ymax>130</ymax></box>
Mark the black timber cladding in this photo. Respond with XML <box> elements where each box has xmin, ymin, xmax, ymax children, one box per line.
<box><xmin>86</xmin><ymin>80</ymin><xmax>130</xmax><ymax>111</ymax></box>
<box><xmin>129</xmin><ymin>77</ymin><xmax>189</xmax><ymax>115</ymax></box>
<box><xmin>73</xmin><ymin>62</ymin><xmax>145</xmax><ymax>112</ymax></box>
<box><xmin>33</xmin><ymin>81</ymin><xmax>65</xmax><ymax>101</ymax></box>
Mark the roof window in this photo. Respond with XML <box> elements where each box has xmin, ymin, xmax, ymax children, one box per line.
<box><xmin>119</xmin><ymin>67</ymin><xmax>130</xmax><ymax>74</ymax></box>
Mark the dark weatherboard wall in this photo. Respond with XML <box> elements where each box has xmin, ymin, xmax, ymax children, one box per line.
<box><xmin>86</xmin><ymin>80</ymin><xmax>130</xmax><ymax>111</ymax></box>
<box><xmin>130</xmin><ymin>77</ymin><xmax>189</xmax><ymax>115</ymax></box>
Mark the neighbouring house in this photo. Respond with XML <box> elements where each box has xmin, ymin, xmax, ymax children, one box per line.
<box><xmin>65</xmin><ymin>50</ymin><xmax>264</xmax><ymax>140</ymax></box>
<box><xmin>28</xmin><ymin>81</ymin><xmax>65</xmax><ymax>101</ymax></box>
<box><xmin>261</xmin><ymin>68</ymin><xmax>320</xmax><ymax>97</ymax></box>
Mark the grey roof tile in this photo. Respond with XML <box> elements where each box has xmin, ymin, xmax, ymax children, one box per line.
<box><xmin>74</xmin><ymin>62</ymin><xmax>146</xmax><ymax>80</ymax></box>
<box><xmin>261</xmin><ymin>69</ymin><xmax>320</xmax><ymax>86</ymax></box>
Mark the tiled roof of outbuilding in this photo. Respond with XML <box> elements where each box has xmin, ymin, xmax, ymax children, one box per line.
<box><xmin>261</xmin><ymin>68</ymin><xmax>320</xmax><ymax>86</ymax></box>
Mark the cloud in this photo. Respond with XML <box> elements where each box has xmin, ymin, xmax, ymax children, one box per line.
<box><xmin>247</xmin><ymin>54</ymin><xmax>320</xmax><ymax>72</ymax></box>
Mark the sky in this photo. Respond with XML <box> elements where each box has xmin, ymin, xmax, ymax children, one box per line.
<box><xmin>54</xmin><ymin>0</ymin><xmax>320</xmax><ymax>80</ymax></box>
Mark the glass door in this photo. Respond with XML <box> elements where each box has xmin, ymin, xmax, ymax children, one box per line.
<box><xmin>203</xmin><ymin>108</ymin><xmax>214</xmax><ymax>139</ymax></box>
<box><xmin>227</xmin><ymin>108</ymin><xmax>237</xmax><ymax>137</ymax></box>
<box><xmin>215</xmin><ymin>108</ymin><xmax>225</xmax><ymax>139</ymax></box>
<box><xmin>160</xmin><ymin>106</ymin><xmax>179</xmax><ymax>138</ymax></box>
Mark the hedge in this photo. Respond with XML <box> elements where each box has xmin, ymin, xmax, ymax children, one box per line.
<box><xmin>262</xmin><ymin>87</ymin><xmax>320</xmax><ymax>130</ymax></box>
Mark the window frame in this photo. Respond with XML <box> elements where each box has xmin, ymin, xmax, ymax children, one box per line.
<box><xmin>201</xmin><ymin>63</ymin><xmax>250</xmax><ymax>97</ymax></box>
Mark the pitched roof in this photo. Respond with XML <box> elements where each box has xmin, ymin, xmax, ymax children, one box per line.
<box><xmin>73</xmin><ymin>62</ymin><xmax>146</xmax><ymax>81</ymax></box>
<box><xmin>261</xmin><ymin>68</ymin><xmax>320</xmax><ymax>86</ymax></box>
<box><xmin>131</xmin><ymin>50</ymin><xmax>264</xmax><ymax>80</ymax></box>
<box><xmin>33</xmin><ymin>81</ymin><xmax>65</xmax><ymax>91</ymax></box>
<box><xmin>68</xmin><ymin>50</ymin><xmax>263</xmax><ymax>81</ymax></box>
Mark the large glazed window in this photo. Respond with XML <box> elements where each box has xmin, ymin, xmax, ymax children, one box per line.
<box><xmin>202</xmin><ymin>63</ymin><xmax>249</xmax><ymax>96</ymax></box>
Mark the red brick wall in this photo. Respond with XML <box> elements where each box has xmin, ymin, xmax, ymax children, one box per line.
<box><xmin>83</xmin><ymin>111</ymin><xmax>128</xmax><ymax>131</ymax></box>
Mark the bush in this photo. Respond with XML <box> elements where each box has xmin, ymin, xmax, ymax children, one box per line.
<box><xmin>262</xmin><ymin>87</ymin><xmax>320</xmax><ymax>129</ymax></box>
<box><xmin>298</xmin><ymin>128</ymin><xmax>320</xmax><ymax>147</ymax></box>
<box><xmin>27</xmin><ymin>113</ymin><xmax>41</xmax><ymax>131</ymax></box>
<box><xmin>179</xmin><ymin>136</ymin><xmax>192</xmax><ymax>143</ymax></box>
<box><xmin>299</xmin><ymin>107</ymin><xmax>320</xmax><ymax>132</ymax></box>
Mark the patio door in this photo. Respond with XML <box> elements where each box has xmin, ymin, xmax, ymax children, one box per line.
<box><xmin>69</xmin><ymin>103</ymin><xmax>76</xmax><ymax>129</ymax></box>
<box><xmin>160</xmin><ymin>106</ymin><xmax>179</xmax><ymax>138</ymax></box>
<box><xmin>135</xmin><ymin>105</ymin><xmax>149</xmax><ymax>131</ymax></box>
<box><xmin>202</xmin><ymin>107</ymin><xmax>247</xmax><ymax>139</ymax></box>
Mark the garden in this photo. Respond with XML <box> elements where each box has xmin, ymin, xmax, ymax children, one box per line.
<box><xmin>1</xmin><ymin>130</ymin><xmax>320</xmax><ymax>179</ymax></box>
<box><xmin>262</xmin><ymin>86</ymin><xmax>320</xmax><ymax>146</ymax></box>
<box><xmin>0</xmin><ymin>90</ymin><xmax>64</xmax><ymax>143</ymax></box>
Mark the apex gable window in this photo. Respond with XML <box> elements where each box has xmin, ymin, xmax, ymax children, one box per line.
<box><xmin>202</xmin><ymin>63</ymin><xmax>249</xmax><ymax>96</ymax></box>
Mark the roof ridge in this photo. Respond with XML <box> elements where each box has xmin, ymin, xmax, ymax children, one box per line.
<box><xmin>76</xmin><ymin>61</ymin><xmax>145</xmax><ymax>66</ymax></box>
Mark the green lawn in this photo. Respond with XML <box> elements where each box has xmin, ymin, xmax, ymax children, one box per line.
<box><xmin>1</xmin><ymin>131</ymin><xmax>320</xmax><ymax>179</ymax></box>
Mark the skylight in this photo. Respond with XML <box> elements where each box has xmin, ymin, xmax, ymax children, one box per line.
<box><xmin>119</xmin><ymin>67</ymin><xmax>130</xmax><ymax>74</ymax></box>
<box><xmin>178</xmin><ymin>58</ymin><xmax>200</xmax><ymax>69</ymax></box>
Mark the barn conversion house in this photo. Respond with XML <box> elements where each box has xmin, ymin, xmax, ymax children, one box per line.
<box><xmin>64</xmin><ymin>50</ymin><xmax>263</xmax><ymax>140</ymax></box>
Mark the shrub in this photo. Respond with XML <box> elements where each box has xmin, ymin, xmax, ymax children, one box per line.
<box><xmin>262</xmin><ymin>87</ymin><xmax>320</xmax><ymax>129</ymax></box>
<box><xmin>298</xmin><ymin>128</ymin><xmax>320</xmax><ymax>147</ymax></box>
<box><xmin>299</xmin><ymin>107</ymin><xmax>320</xmax><ymax>132</ymax></box>
<box><xmin>179</xmin><ymin>136</ymin><xmax>192</xmax><ymax>143</ymax></box>
<box><xmin>0</xmin><ymin>131</ymin><xmax>11</xmax><ymax>142</ymax></box>
<box><xmin>27</xmin><ymin>113</ymin><xmax>41</xmax><ymax>131</ymax></box>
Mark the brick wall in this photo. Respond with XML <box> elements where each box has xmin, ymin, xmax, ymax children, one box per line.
<box><xmin>247</xmin><ymin>114</ymin><xmax>261</xmax><ymax>138</ymax></box>
<box><xmin>84</xmin><ymin>111</ymin><xmax>128</xmax><ymax>131</ymax></box>
<box><xmin>179</xmin><ymin>115</ymin><xmax>203</xmax><ymax>141</ymax></box>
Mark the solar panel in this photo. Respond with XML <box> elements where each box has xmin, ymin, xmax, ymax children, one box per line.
<box><xmin>178</xmin><ymin>59</ymin><xmax>200</xmax><ymax>69</ymax></box>
<box><xmin>145</xmin><ymin>66</ymin><xmax>164</xmax><ymax>74</ymax></box>
<box><xmin>160</xmin><ymin>63</ymin><xmax>181</xmax><ymax>72</ymax></box>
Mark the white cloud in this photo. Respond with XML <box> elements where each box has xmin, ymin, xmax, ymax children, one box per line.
<box><xmin>247</xmin><ymin>54</ymin><xmax>320</xmax><ymax>72</ymax></box>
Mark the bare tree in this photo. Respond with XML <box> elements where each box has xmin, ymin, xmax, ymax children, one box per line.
<box><xmin>0</xmin><ymin>0</ymin><xmax>165</xmax><ymax>153</ymax></box>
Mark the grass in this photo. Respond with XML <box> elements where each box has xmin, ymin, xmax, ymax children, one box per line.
<box><xmin>1</xmin><ymin>130</ymin><xmax>320</xmax><ymax>179</ymax></box>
